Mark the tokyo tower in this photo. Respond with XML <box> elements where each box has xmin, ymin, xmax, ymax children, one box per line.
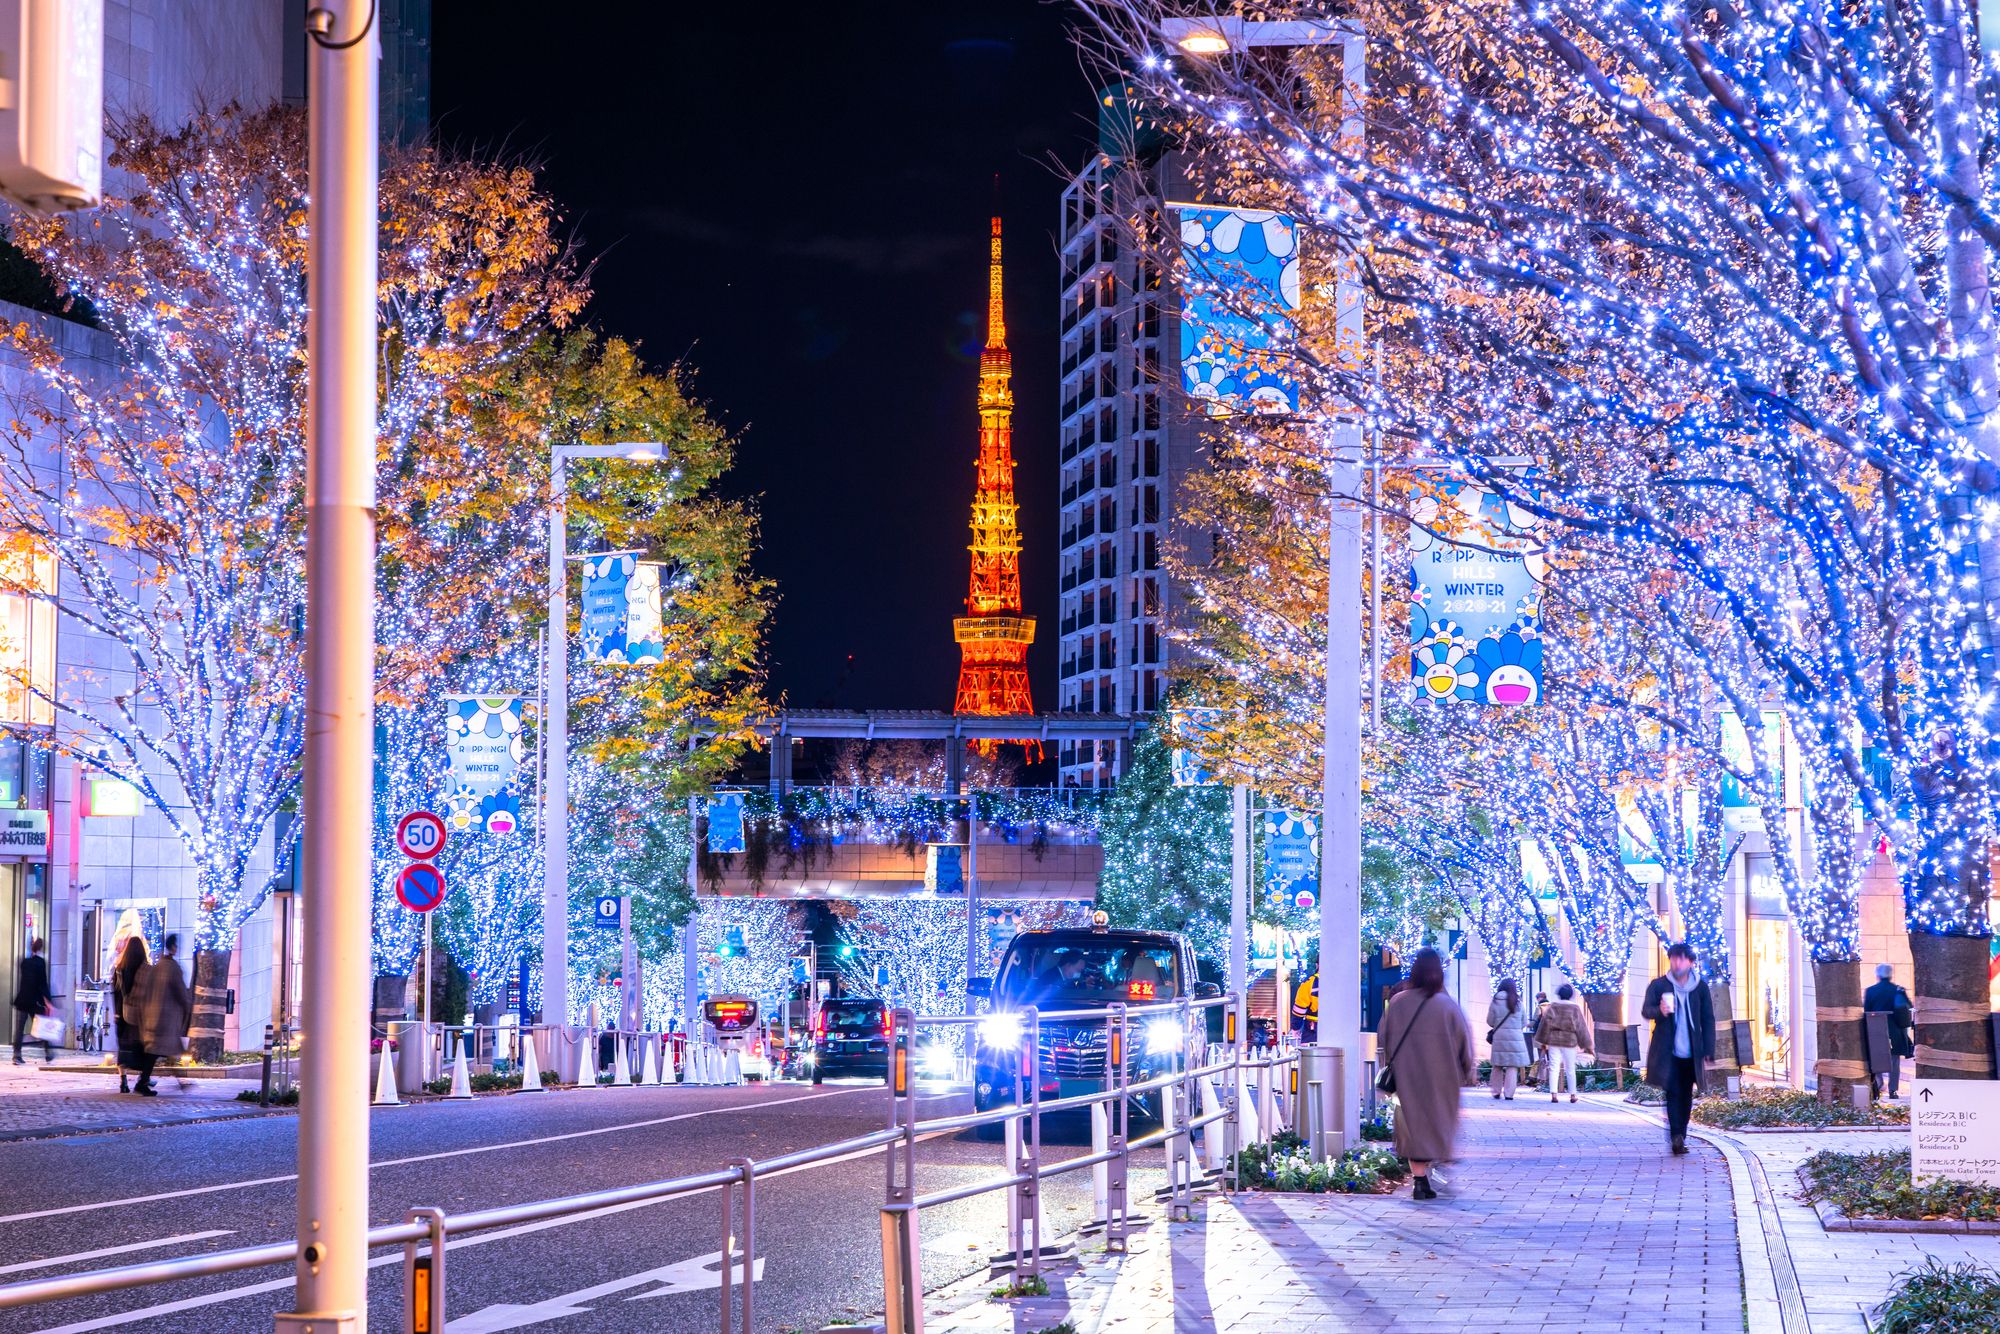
<box><xmin>952</xmin><ymin>215</ymin><xmax>1036</xmax><ymax>724</ymax></box>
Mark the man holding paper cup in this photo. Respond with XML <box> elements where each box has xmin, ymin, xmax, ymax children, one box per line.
<box><xmin>1641</xmin><ymin>942</ymin><xmax>1715</xmax><ymax>1156</ymax></box>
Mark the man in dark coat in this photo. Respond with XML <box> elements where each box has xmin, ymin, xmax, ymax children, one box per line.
<box><xmin>1863</xmin><ymin>964</ymin><xmax>1915</xmax><ymax>1099</ymax></box>
<box><xmin>11</xmin><ymin>936</ymin><xmax>53</xmax><ymax>1065</ymax></box>
<box><xmin>1641</xmin><ymin>941</ymin><xmax>1715</xmax><ymax>1156</ymax></box>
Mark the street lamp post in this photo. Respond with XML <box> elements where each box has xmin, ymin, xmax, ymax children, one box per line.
<box><xmin>542</xmin><ymin>442</ymin><xmax>665</xmax><ymax>1073</ymax></box>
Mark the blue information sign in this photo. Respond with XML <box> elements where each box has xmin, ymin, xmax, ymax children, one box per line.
<box><xmin>593</xmin><ymin>896</ymin><xmax>622</xmax><ymax>930</ymax></box>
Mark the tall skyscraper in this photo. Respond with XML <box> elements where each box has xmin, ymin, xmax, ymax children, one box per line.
<box><xmin>953</xmin><ymin>216</ymin><xmax>1036</xmax><ymax>723</ymax></box>
<box><xmin>1054</xmin><ymin>96</ymin><xmax>1187</xmax><ymax>788</ymax></box>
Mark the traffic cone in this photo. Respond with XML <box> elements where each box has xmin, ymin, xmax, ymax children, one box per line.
<box><xmin>580</xmin><ymin>1028</ymin><xmax>598</xmax><ymax>1088</ymax></box>
<box><xmin>612</xmin><ymin>1033</ymin><xmax>632</xmax><ymax>1086</ymax></box>
<box><xmin>445</xmin><ymin>1036</ymin><xmax>473</xmax><ymax>1100</ymax></box>
<box><xmin>372</xmin><ymin>1043</ymin><xmax>403</xmax><ymax>1107</ymax></box>
<box><xmin>724</xmin><ymin>1047</ymin><xmax>743</xmax><ymax>1086</ymax></box>
<box><xmin>519</xmin><ymin>1028</ymin><xmax>544</xmax><ymax>1092</ymax></box>
<box><xmin>640</xmin><ymin>1035</ymin><xmax>660</xmax><ymax>1086</ymax></box>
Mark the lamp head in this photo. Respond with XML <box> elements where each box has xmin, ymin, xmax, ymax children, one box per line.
<box><xmin>1179</xmin><ymin>30</ymin><xmax>1229</xmax><ymax>53</ymax></box>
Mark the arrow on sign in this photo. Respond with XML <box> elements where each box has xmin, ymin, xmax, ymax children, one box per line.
<box><xmin>446</xmin><ymin>1250</ymin><xmax>763</xmax><ymax>1332</ymax></box>
<box><xmin>1921</xmin><ymin>1087</ymin><xmax>1934</xmax><ymax>1102</ymax></box>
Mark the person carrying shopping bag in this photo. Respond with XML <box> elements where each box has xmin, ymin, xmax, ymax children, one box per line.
<box><xmin>1485</xmin><ymin>978</ymin><xmax>1531</xmax><ymax>1099</ymax></box>
<box><xmin>1533</xmin><ymin>983</ymin><xmax>1595</xmax><ymax>1102</ymax></box>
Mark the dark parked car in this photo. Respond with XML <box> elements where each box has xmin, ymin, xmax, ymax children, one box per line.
<box><xmin>968</xmin><ymin>920</ymin><xmax>1216</xmax><ymax>1129</ymax></box>
<box><xmin>812</xmin><ymin>997</ymin><xmax>889</xmax><ymax>1083</ymax></box>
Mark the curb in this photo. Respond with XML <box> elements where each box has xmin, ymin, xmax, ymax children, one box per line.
<box><xmin>1793</xmin><ymin>1165</ymin><xmax>2000</xmax><ymax>1234</ymax></box>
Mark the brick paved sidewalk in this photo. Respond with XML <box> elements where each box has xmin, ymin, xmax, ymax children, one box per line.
<box><xmin>929</xmin><ymin>1092</ymin><xmax>1742</xmax><ymax>1334</ymax></box>
<box><xmin>0</xmin><ymin>1061</ymin><xmax>278</xmax><ymax>1140</ymax></box>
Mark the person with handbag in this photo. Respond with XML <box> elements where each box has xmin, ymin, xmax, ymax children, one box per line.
<box><xmin>1377</xmin><ymin>947</ymin><xmax>1475</xmax><ymax>1200</ymax></box>
<box><xmin>11</xmin><ymin>936</ymin><xmax>55</xmax><ymax>1065</ymax></box>
<box><xmin>111</xmin><ymin>936</ymin><xmax>149</xmax><ymax>1094</ymax></box>
<box><xmin>1863</xmin><ymin>964</ymin><xmax>1915</xmax><ymax>1099</ymax></box>
<box><xmin>135</xmin><ymin>933</ymin><xmax>192</xmax><ymax>1096</ymax></box>
<box><xmin>1533</xmin><ymin>982</ymin><xmax>1595</xmax><ymax>1102</ymax></box>
<box><xmin>1485</xmin><ymin>978</ymin><xmax>1531</xmax><ymax>1099</ymax></box>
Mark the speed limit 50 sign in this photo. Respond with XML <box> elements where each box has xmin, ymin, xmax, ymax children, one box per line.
<box><xmin>396</xmin><ymin>810</ymin><xmax>447</xmax><ymax>861</ymax></box>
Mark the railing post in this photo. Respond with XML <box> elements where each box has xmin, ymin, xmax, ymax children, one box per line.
<box><xmin>719</xmin><ymin>1158</ymin><xmax>754</xmax><ymax>1334</ymax></box>
<box><xmin>401</xmin><ymin>1208</ymin><xmax>444</xmax><ymax>1334</ymax></box>
<box><xmin>1024</xmin><ymin>1005</ymin><xmax>1042</xmax><ymax>1277</ymax></box>
<box><xmin>1225</xmin><ymin>991</ymin><xmax>1242</xmax><ymax>1191</ymax></box>
<box><xmin>1170</xmin><ymin>996</ymin><xmax>1194</xmax><ymax>1220</ymax></box>
<box><xmin>880</xmin><ymin>1203</ymin><xmax>923</xmax><ymax>1334</ymax></box>
<box><xmin>1106</xmin><ymin>1000</ymin><xmax>1128</xmax><ymax>1250</ymax></box>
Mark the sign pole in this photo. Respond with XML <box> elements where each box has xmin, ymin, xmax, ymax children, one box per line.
<box><xmin>290</xmin><ymin>1</ymin><xmax>377</xmax><ymax>1326</ymax></box>
<box><xmin>1230</xmin><ymin>784</ymin><xmax>1249</xmax><ymax>1000</ymax></box>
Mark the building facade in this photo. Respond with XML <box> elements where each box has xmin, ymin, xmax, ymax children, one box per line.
<box><xmin>1054</xmin><ymin>134</ymin><xmax>1198</xmax><ymax>788</ymax></box>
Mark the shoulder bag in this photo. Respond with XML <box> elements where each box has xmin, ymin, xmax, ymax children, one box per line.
<box><xmin>1375</xmin><ymin>992</ymin><xmax>1434</xmax><ymax>1095</ymax></box>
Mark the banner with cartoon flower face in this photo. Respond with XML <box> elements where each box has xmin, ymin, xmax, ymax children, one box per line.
<box><xmin>1407</xmin><ymin>481</ymin><xmax>1545</xmax><ymax>706</ymax></box>
<box><xmin>1177</xmin><ymin>206</ymin><xmax>1301</xmax><ymax>415</ymax></box>
<box><xmin>442</xmin><ymin>696</ymin><xmax>526</xmax><ymax>835</ymax></box>
<box><xmin>1262</xmin><ymin>809</ymin><xmax>1319</xmax><ymax>910</ymax></box>
<box><xmin>580</xmin><ymin>553</ymin><xmax>666</xmax><ymax>666</ymax></box>
<box><xmin>705</xmin><ymin>792</ymin><xmax>748</xmax><ymax>854</ymax></box>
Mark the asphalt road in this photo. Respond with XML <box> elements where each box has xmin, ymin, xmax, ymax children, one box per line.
<box><xmin>0</xmin><ymin>1076</ymin><xmax>1170</xmax><ymax>1334</ymax></box>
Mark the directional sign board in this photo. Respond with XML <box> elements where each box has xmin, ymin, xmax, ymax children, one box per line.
<box><xmin>593</xmin><ymin>896</ymin><xmax>622</xmax><ymax>930</ymax></box>
<box><xmin>1912</xmin><ymin>1080</ymin><xmax>2000</xmax><ymax>1186</ymax></box>
<box><xmin>396</xmin><ymin>810</ymin><xmax>447</xmax><ymax>861</ymax></box>
<box><xmin>396</xmin><ymin>862</ymin><xmax>447</xmax><ymax>914</ymax></box>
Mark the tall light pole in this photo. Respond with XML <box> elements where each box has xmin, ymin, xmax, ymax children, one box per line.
<box><xmin>288</xmin><ymin>2</ymin><xmax>376</xmax><ymax>1328</ymax></box>
<box><xmin>542</xmin><ymin>442</ymin><xmax>664</xmax><ymax>1054</ymax></box>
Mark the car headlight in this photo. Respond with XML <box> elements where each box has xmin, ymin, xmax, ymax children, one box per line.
<box><xmin>918</xmin><ymin>1046</ymin><xmax>955</xmax><ymax>1074</ymax></box>
<box><xmin>979</xmin><ymin>1013</ymin><xmax>1023</xmax><ymax>1051</ymax></box>
<box><xmin>1145</xmin><ymin>1019</ymin><xmax>1184</xmax><ymax>1055</ymax></box>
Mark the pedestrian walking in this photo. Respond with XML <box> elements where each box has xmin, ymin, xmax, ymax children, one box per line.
<box><xmin>1641</xmin><ymin>941</ymin><xmax>1715</xmax><ymax>1156</ymax></box>
<box><xmin>1485</xmin><ymin>978</ymin><xmax>1530</xmax><ymax>1100</ymax></box>
<box><xmin>111</xmin><ymin>936</ymin><xmax>149</xmax><ymax>1094</ymax></box>
<box><xmin>134</xmin><ymin>934</ymin><xmax>192</xmax><ymax>1096</ymax></box>
<box><xmin>1378</xmin><ymin>947</ymin><xmax>1475</xmax><ymax>1201</ymax></box>
<box><xmin>11</xmin><ymin>936</ymin><xmax>54</xmax><ymax>1065</ymax></box>
<box><xmin>1533</xmin><ymin>983</ymin><xmax>1595</xmax><ymax>1102</ymax></box>
<box><xmin>1862</xmin><ymin>963</ymin><xmax>1914</xmax><ymax>1100</ymax></box>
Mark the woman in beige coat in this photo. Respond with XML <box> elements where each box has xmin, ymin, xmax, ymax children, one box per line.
<box><xmin>1532</xmin><ymin>982</ymin><xmax>1594</xmax><ymax>1102</ymax></box>
<box><xmin>1378</xmin><ymin>948</ymin><xmax>1475</xmax><ymax>1200</ymax></box>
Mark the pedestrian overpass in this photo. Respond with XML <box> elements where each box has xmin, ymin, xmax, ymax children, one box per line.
<box><xmin>700</xmin><ymin>709</ymin><xmax>1149</xmax><ymax>901</ymax></box>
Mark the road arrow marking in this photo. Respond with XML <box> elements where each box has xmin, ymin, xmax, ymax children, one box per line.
<box><xmin>447</xmin><ymin>1251</ymin><xmax>763</xmax><ymax>1332</ymax></box>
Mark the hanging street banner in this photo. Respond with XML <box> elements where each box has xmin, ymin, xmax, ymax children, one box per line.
<box><xmin>1720</xmin><ymin>710</ymin><xmax>1784</xmax><ymax>833</ymax></box>
<box><xmin>442</xmin><ymin>696</ymin><xmax>525</xmax><ymax>835</ymax></box>
<box><xmin>1519</xmin><ymin>839</ymin><xmax>1563</xmax><ymax>922</ymax></box>
<box><xmin>1175</xmin><ymin>206</ymin><xmax>1301</xmax><ymax>415</ymax></box>
<box><xmin>1262</xmin><ymin>809</ymin><xmax>1319</xmax><ymax>910</ymax></box>
<box><xmin>1250</xmin><ymin>922</ymin><xmax>1305</xmax><ymax>969</ymax></box>
<box><xmin>1407</xmin><ymin>481</ymin><xmax>1545</xmax><ymax>706</ymax></box>
<box><xmin>580</xmin><ymin>552</ymin><xmax>667</xmax><ymax>666</ymax></box>
<box><xmin>926</xmin><ymin>844</ymin><xmax>966</xmax><ymax>895</ymax></box>
<box><xmin>705</xmin><ymin>792</ymin><xmax>748</xmax><ymax>854</ymax></box>
<box><xmin>1170</xmin><ymin>706</ymin><xmax>1224</xmax><ymax>787</ymax></box>
<box><xmin>1614</xmin><ymin>792</ymin><xmax>1665</xmax><ymax>883</ymax></box>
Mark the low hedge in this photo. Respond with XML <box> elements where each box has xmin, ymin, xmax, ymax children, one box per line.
<box><xmin>1871</xmin><ymin>1257</ymin><xmax>2000</xmax><ymax>1333</ymax></box>
<box><xmin>1237</xmin><ymin>1130</ymin><xmax>1408</xmax><ymax>1193</ymax></box>
<box><xmin>1800</xmin><ymin>1149</ymin><xmax>2000</xmax><ymax>1222</ymax></box>
<box><xmin>1693</xmin><ymin>1088</ymin><xmax>1908</xmax><ymax>1130</ymax></box>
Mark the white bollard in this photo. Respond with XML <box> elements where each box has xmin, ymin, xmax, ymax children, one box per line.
<box><xmin>580</xmin><ymin>1028</ymin><xmax>598</xmax><ymax>1088</ymax></box>
<box><xmin>1239</xmin><ymin>1071</ymin><xmax>1261</xmax><ymax>1147</ymax></box>
<box><xmin>445</xmin><ymin>1034</ymin><xmax>474</xmax><ymax>1100</ymax></box>
<box><xmin>1199</xmin><ymin>1075</ymin><xmax>1226</xmax><ymax>1169</ymax></box>
<box><xmin>612</xmin><ymin>1033</ymin><xmax>632</xmax><ymax>1086</ymax></box>
<box><xmin>640</xmin><ymin>1035</ymin><xmax>660</xmax><ymax>1086</ymax></box>
<box><xmin>372</xmin><ymin>1041</ymin><xmax>403</xmax><ymax>1107</ymax></box>
<box><xmin>519</xmin><ymin>1027</ymin><xmax>544</xmax><ymax>1092</ymax></box>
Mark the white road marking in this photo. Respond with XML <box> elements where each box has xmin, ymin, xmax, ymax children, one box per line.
<box><xmin>0</xmin><ymin>1085</ymin><xmax>936</xmax><ymax>1225</ymax></box>
<box><xmin>0</xmin><ymin>1233</ymin><xmax>235</xmax><ymax>1276</ymax></box>
<box><xmin>25</xmin><ymin>1130</ymin><xmax>945</xmax><ymax>1332</ymax></box>
<box><xmin>920</xmin><ymin>1228</ymin><xmax>988</xmax><ymax>1255</ymax></box>
<box><xmin>448</xmin><ymin>1251</ymin><xmax>763</xmax><ymax>1331</ymax></box>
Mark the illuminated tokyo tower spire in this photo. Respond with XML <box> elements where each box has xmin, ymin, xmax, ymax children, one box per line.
<box><xmin>952</xmin><ymin>213</ymin><xmax>1036</xmax><ymax>728</ymax></box>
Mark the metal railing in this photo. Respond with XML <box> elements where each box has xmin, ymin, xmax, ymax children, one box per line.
<box><xmin>0</xmin><ymin>990</ymin><xmax>1342</xmax><ymax>1334</ymax></box>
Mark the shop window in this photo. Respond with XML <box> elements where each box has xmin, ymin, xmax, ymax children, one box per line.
<box><xmin>0</xmin><ymin>543</ymin><xmax>55</xmax><ymax>727</ymax></box>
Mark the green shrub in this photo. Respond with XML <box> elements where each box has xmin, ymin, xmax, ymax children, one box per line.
<box><xmin>235</xmin><ymin>1086</ymin><xmax>299</xmax><ymax>1105</ymax></box>
<box><xmin>1801</xmin><ymin>1149</ymin><xmax>2000</xmax><ymax>1222</ymax></box>
<box><xmin>1694</xmin><ymin>1088</ymin><xmax>1907</xmax><ymax>1130</ymax></box>
<box><xmin>1871</xmin><ymin>1258</ymin><xmax>2000</xmax><ymax>1333</ymax></box>
<box><xmin>1626</xmin><ymin>1083</ymin><xmax>1665</xmax><ymax>1105</ymax></box>
<box><xmin>992</xmin><ymin>1274</ymin><xmax>1049</xmax><ymax>1299</ymax></box>
<box><xmin>1359</xmin><ymin>1113</ymin><xmax>1393</xmax><ymax>1142</ymax></box>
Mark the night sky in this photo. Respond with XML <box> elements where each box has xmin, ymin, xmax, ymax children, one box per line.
<box><xmin>433</xmin><ymin>3</ymin><xmax>1106</xmax><ymax>714</ymax></box>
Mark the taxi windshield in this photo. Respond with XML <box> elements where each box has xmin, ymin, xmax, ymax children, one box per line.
<box><xmin>999</xmin><ymin>940</ymin><xmax>1181</xmax><ymax>1007</ymax></box>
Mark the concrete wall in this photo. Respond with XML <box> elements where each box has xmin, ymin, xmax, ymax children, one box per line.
<box><xmin>104</xmin><ymin>1</ymin><xmax>285</xmax><ymax>128</ymax></box>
